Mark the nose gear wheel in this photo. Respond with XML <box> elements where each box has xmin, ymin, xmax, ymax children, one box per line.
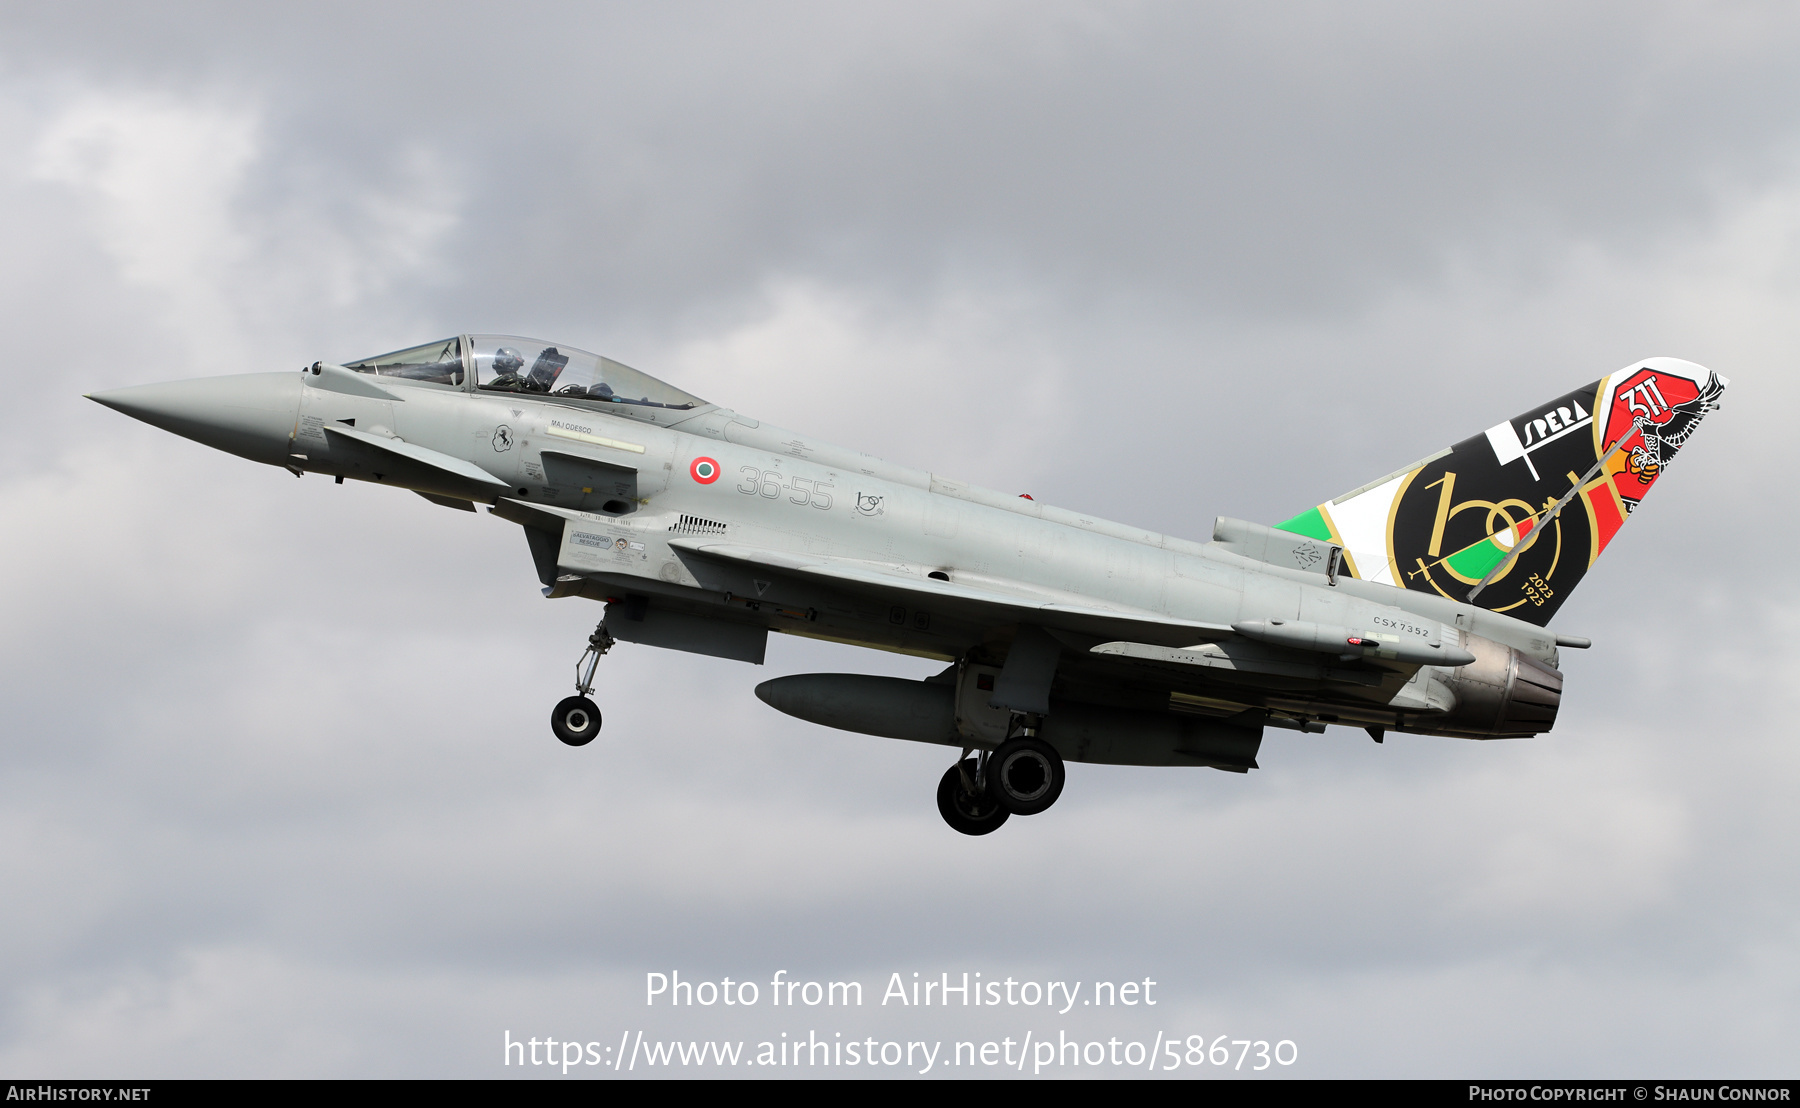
<box><xmin>551</xmin><ymin>621</ymin><xmax>614</xmax><ymax>746</ymax></box>
<box><xmin>552</xmin><ymin>696</ymin><xmax>601</xmax><ymax>746</ymax></box>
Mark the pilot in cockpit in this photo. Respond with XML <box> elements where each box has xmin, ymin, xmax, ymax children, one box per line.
<box><xmin>486</xmin><ymin>347</ymin><xmax>528</xmax><ymax>390</ymax></box>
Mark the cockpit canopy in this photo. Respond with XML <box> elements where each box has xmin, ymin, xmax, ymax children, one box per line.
<box><xmin>343</xmin><ymin>335</ymin><xmax>705</xmax><ymax>413</ymax></box>
<box><xmin>345</xmin><ymin>337</ymin><xmax>464</xmax><ymax>385</ymax></box>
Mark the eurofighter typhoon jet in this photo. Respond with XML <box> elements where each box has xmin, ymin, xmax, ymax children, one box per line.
<box><xmin>88</xmin><ymin>338</ymin><xmax>1727</xmax><ymax>834</ymax></box>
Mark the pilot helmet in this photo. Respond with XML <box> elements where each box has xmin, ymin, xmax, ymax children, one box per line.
<box><xmin>492</xmin><ymin>347</ymin><xmax>524</xmax><ymax>375</ymax></box>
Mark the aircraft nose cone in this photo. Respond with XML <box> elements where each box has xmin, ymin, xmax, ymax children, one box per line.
<box><xmin>87</xmin><ymin>372</ymin><xmax>302</xmax><ymax>467</ymax></box>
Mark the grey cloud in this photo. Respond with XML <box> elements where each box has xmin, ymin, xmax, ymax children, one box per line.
<box><xmin>10</xmin><ymin>2</ymin><xmax>1800</xmax><ymax>327</ymax></box>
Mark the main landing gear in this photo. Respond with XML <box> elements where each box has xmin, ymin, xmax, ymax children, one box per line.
<box><xmin>990</xmin><ymin>734</ymin><xmax>1065</xmax><ymax>815</ymax></box>
<box><xmin>938</xmin><ymin>753</ymin><xmax>1009</xmax><ymax>835</ymax></box>
<box><xmin>552</xmin><ymin>622</ymin><xmax>614</xmax><ymax>747</ymax></box>
<box><xmin>938</xmin><ymin>718</ymin><xmax>1067</xmax><ymax>836</ymax></box>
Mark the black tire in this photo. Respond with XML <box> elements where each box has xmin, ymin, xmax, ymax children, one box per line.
<box><xmin>551</xmin><ymin>695</ymin><xmax>602</xmax><ymax>746</ymax></box>
<box><xmin>936</xmin><ymin>760</ymin><xmax>1009</xmax><ymax>836</ymax></box>
<box><xmin>989</xmin><ymin>736</ymin><xmax>1065</xmax><ymax>815</ymax></box>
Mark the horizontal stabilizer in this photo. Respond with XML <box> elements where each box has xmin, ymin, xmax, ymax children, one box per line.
<box><xmin>324</xmin><ymin>423</ymin><xmax>507</xmax><ymax>486</ymax></box>
<box><xmin>416</xmin><ymin>491</ymin><xmax>476</xmax><ymax>512</ymax></box>
<box><xmin>489</xmin><ymin>497</ymin><xmax>573</xmax><ymax>537</ymax></box>
<box><xmin>322</xmin><ymin>423</ymin><xmax>508</xmax><ymax>500</ymax></box>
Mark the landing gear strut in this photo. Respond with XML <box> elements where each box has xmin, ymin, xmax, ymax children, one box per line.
<box><xmin>936</xmin><ymin>715</ymin><xmax>1068</xmax><ymax>834</ymax></box>
<box><xmin>552</xmin><ymin>622</ymin><xmax>614</xmax><ymax>747</ymax></box>
<box><xmin>937</xmin><ymin>749</ymin><xmax>1009</xmax><ymax>836</ymax></box>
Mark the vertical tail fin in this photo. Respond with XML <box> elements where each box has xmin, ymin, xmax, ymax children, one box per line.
<box><xmin>1274</xmin><ymin>358</ymin><xmax>1728</xmax><ymax>626</ymax></box>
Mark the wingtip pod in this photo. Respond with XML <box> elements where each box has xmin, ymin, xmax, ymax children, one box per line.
<box><xmin>1273</xmin><ymin>358</ymin><xmax>1727</xmax><ymax>626</ymax></box>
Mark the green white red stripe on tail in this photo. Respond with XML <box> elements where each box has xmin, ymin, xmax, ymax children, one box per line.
<box><xmin>1274</xmin><ymin>358</ymin><xmax>1727</xmax><ymax>626</ymax></box>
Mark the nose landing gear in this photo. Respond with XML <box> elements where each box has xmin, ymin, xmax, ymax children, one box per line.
<box><xmin>553</xmin><ymin>622</ymin><xmax>614</xmax><ymax>747</ymax></box>
<box><xmin>551</xmin><ymin>696</ymin><xmax>601</xmax><ymax>746</ymax></box>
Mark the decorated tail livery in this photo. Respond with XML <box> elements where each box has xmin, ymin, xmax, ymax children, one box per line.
<box><xmin>1275</xmin><ymin>358</ymin><xmax>1728</xmax><ymax>625</ymax></box>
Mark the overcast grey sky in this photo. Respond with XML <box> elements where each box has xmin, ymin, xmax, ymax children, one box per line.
<box><xmin>1</xmin><ymin>1</ymin><xmax>1796</xmax><ymax>1078</ymax></box>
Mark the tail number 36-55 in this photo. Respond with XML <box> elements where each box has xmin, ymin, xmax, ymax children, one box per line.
<box><xmin>737</xmin><ymin>466</ymin><xmax>834</xmax><ymax>510</ymax></box>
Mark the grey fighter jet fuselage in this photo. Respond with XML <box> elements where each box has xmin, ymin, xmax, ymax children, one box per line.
<box><xmin>88</xmin><ymin>335</ymin><xmax>1726</xmax><ymax>835</ymax></box>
